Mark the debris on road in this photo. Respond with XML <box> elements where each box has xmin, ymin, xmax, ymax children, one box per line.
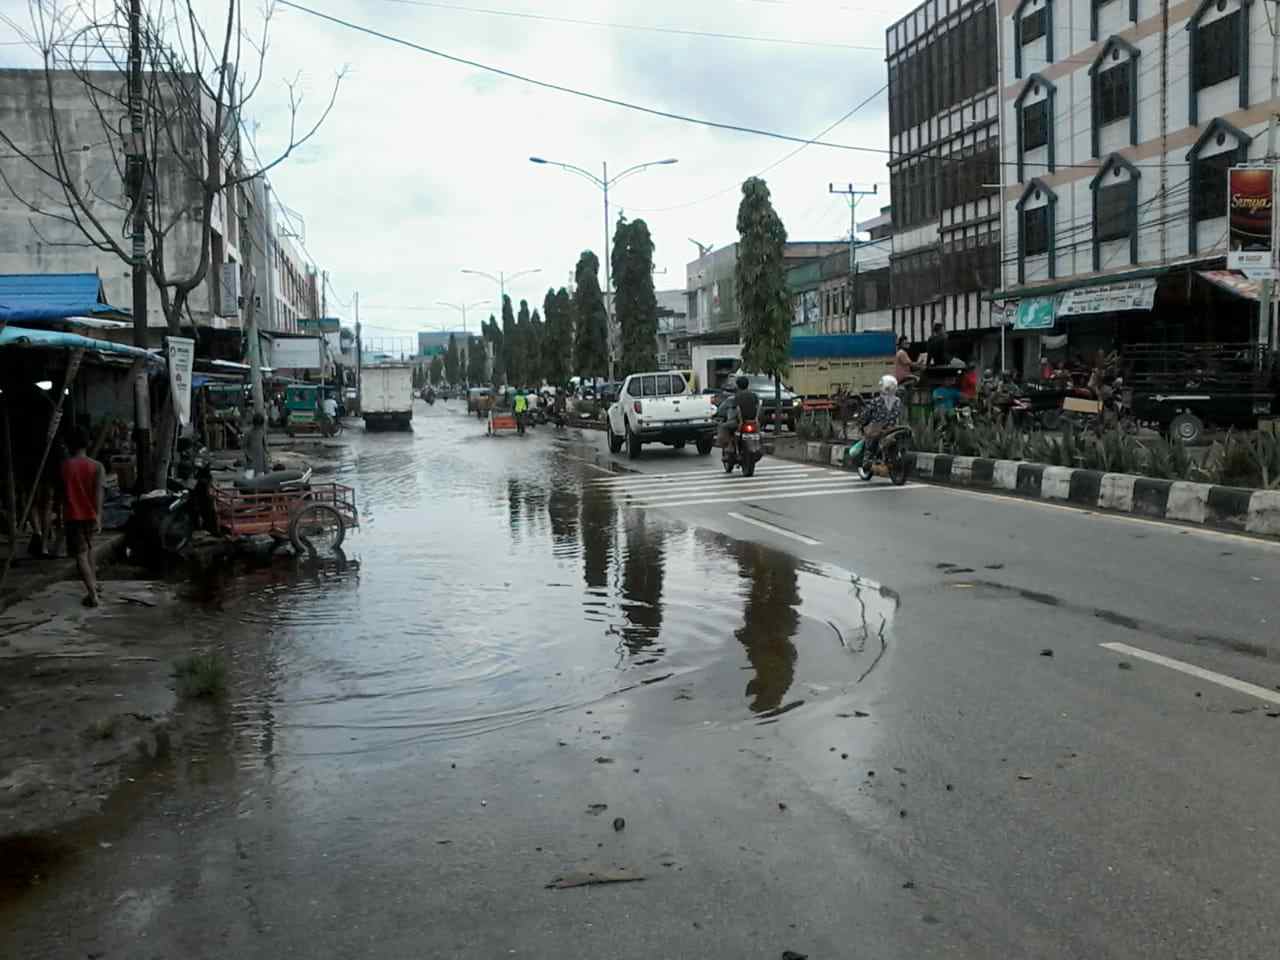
<box><xmin>546</xmin><ymin>869</ymin><xmax>645</xmax><ymax>890</ymax></box>
<box><xmin>781</xmin><ymin>952</ymin><xmax>809</xmax><ymax>960</ymax></box>
<box><xmin>836</xmin><ymin>710</ymin><xmax>871</xmax><ymax>718</ymax></box>
<box><xmin>594</xmin><ymin>756</ymin><xmax>615</xmax><ymax>764</ymax></box>
<box><xmin>586</xmin><ymin>803</ymin><xmax>608</xmax><ymax>816</ymax></box>
<box><xmin>778</xmin><ymin>802</ymin><xmax>788</xmax><ymax>811</ymax></box>
<box><xmin>1040</xmin><ymin>648</ymin><xmax>1054</xmax><ymax>657</ymax></box>
<box><xmin>612</xmin><ymin>817</ymin><xmax>626</xmax><ymax>832</ymax></box>
<box><xmin>1117</xmin><ymin>662</ymin><xmax>1133</xmax><ymax>670</ymax></box>
<box><xmin>1017</xmin><ymin>774</ymin><xmax>1034</xmax><ymax>781</ymax></box>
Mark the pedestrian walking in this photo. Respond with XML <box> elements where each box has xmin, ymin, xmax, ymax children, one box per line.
<box><xmin>61</xmin><ymin>427</ymin><xmax>104</xmax><ymax>607</ymax></box>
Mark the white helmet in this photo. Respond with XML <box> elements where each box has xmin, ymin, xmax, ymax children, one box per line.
<box><xmin>879</xmin><ymin>374</ymin><xmax>899</xmax><ymax>395</ymax></box>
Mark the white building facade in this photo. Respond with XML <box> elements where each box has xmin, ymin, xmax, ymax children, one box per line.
<box><xmin>999</xmin><ymin>0</ymin><xmax>1276</xmax><ymax>359</ymax></box>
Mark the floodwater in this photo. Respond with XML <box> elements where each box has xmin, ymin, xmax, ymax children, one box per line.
<box><xmin>191</xmin><ymin>403</ymin><xmax>898</xmax><ymax>762</ymax></box>
<box><xmin>1</xmin><ymin>401</ymin><xmax>902</xmax><ymax>954</ymax></box>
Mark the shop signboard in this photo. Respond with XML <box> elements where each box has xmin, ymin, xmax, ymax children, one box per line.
<box><xmin>1014</xmin><ymin>296</ymin><xmax>1056</xmax><ymax>330</ymax></box>
<box><xmin>167</xmin><ymin>336</ymin><xmax>195</xmax><ymax>425</ymax></box>
<box><xmin>1057</xmin><ymin>278</ymin><xmax>1157</xmax><ymax>316</ymax></box>
<box><xmin>1228</xmin><ymin>166</ymin><xmax>1275</xmax><ymax>275</ymax></box>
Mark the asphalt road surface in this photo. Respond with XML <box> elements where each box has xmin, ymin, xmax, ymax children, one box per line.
<box><xmin>4</xmin><ymin>401</ymin><xmax>1280</xmax><ymax>959</ymax></box>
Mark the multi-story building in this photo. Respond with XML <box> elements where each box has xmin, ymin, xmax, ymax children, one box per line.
<box><xmin>684</xmin><ymin>241</ymin><xmax>849</xmax><ymax>339</ymax></box>
<box><xmin>0</xmin><ymin>68</ymin><xmax>247</xmax><ymax>344</ymax></box>
<box><xmin>997</xmin><ymin>0</ymin><xmax>1274</xmax><ymax>374</ymax></box>
<box><xmin>886</xmin><ymin>0</ymin><xmax>1003</xmax><ymax>363</ymax></box>
<box><xmin>787</xmin><ymin>206</ymin><xmax>896</xmax><ymax>336</ymax></box>
<box><xmin>655</xmin><ymin>289</ymin><xmax>689</xmax><ymax>369</ymax></box>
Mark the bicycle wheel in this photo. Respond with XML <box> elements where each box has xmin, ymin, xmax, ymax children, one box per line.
<box><xmin>289</xmin><ymin>503</ymin><xmax>345</xmax><ymax>558</ymax></box>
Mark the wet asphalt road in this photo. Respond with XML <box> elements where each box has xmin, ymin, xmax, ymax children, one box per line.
<box><xmin>4</xmin><ymin>400</ymin><xmax>1280</xmax><ymax>959</ymax></box>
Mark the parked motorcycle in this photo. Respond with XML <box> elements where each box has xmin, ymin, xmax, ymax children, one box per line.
<box><xmin>722</xmin><ymin>419</ymin><xmax>764</xmax><ymax>477</ymax></box>
<box><xmin>857</xmin><ymin>424</ymin><xmax>912</xmax><ymax>486</ymax></box>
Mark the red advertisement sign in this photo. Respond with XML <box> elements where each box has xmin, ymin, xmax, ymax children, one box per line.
<box><xmin>1228</xmin><ymin>167</ymin><xmax>1274</xmax><ymax>272</ymax></box>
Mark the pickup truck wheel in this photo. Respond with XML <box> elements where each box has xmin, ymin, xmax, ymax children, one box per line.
<box><xmin>626</xmin><ymin>424</ymin><xmax>642</xmax><ymax>460</ymax></box>
<box><xmin>695</xmin><ymin>437</ymin><xmax>713</xmax><ymax>456</ymax></box>
<box><xmin>673</xmin><ymin>440</ymin><xmax>686</xmax><ymax>450</ymax></box>
<box><xmin>606</xmin><ymin>420</ymin><xmax>623</xmax><ymax>454</ymax></box>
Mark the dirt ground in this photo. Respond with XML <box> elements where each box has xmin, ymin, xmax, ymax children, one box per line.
<box><xmin>0</xmin><ymin>576</ymin><xmax>195</xmax><ymax>841</ymax></box>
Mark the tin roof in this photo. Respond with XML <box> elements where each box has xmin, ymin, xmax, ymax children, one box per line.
<box><xmin>0</xmin><ymin>272</ymin><xmax>127</xmax><ymax>321</ymax></box>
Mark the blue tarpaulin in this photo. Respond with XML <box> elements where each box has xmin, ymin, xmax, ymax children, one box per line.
<box><xmin>0</xmin><ymin>325</ymin><xmax>158</xmax><ymax>363</ymax></box>
<box><xmin>790</xmin><ymin>332</ymin><xmax>896</xmax><ymax>359</ymax></box>
<box><xmin>0</xmin><ymin>273</ymin><xmax>128</xmax><ymax>323</ymax></box>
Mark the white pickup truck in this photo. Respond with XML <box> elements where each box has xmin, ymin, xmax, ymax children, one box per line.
<box><xmin>606</xmin><ymin>371</ymin><xmax>717</xmax><ymax>459</ymax></box>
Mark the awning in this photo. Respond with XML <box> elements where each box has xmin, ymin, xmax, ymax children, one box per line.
<box><xmin>0</xmin><ymin>325</ymin><xmax>160</xmax><ymax>363</ymax></box>
<box><xmin>1197</xmin><ymin>269</ymin><xmax>1261</xmax><ymax>301</ymax></box>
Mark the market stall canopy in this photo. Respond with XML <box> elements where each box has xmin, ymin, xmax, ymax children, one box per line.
<box><xmin>1197</xmin><ymin>270</ymin><xmax>1261</xmax><ymax>301</ymax></box>
<box><xmin>0</xmin><ymin>325</ymin><xmax>161</xmax><ymax>364</ymax></box>
<box><xmin>0</xmin><ymin>273</ymin><xmax>129</xmax><ymax>322</ymax></box>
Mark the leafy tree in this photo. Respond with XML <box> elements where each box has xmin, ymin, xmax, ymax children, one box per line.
<box><xmin>528</xmin><ymin>309</ymin><xmax>545</xmax><ymax>386</ymax></box>
<box><xmin>542</xmin><ymin>287</ymin><xmax>574</xmax><ymax>386</ymax></box>
<box><xmin>444</xmin><ymin>334</ymin><xmax>460</xmax><ymax>384</ymax></box>
<box><xmin>513</xmin><ymin>299</ymin><xmax>532</xmax><ymax>385</ymax></box>
<box><xmin>572</xmin><ymin>251</ymin><xmax>609</xmax><ymax>380</ymax></box>
<box><xmin>429</xmin><ymin>355</ymin><xmax>445</xmax><ymax>385</ymax></box>
<box><xmin>612</xmin><ymin>216</ymin><xmax>658</xmax><ymax>375</ymax></box>
<box><xmin>501</xmin><ymin>296</ymin><xmax>517</xmax><ymax>386</ymax></box>
<box><xmin>735</xmin><ymin>177</ymin><xmax>791</xmax><ymax>406</ymax></box>
<box><xmin>467</xmin><ymin>335</ymin><xmax>488</xmax><ymax>384</ymax></box>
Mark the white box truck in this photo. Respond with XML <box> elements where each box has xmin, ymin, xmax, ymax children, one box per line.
<box><xmin>361</xmin><ymin>363</ymin><xmax>414</xmax><ymax>431</ymax></box>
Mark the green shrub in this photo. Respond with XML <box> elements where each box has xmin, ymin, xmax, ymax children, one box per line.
<box><xmin>174</xmin><ymin>653</ymin><xmax>227</xmax><ymax>699</ymax></box>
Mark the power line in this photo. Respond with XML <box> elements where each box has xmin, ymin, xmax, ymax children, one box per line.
<box><xmin>375</xmin><ymin>0</ymin><xmax>884</xmax><ymax>50</ymax></box>
<box><xmin>630</xmin><ymin>85</ymin><xmax>888</xmax><ymax>213</ymax></box>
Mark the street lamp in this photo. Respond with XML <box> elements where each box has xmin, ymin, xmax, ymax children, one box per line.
<box><xmin>435</xmin><ymin>298</ymin><xmax>492</xmax><ymax>336</ymax></box>
<box><xmin>529</xmin><ymin>156</ymin><xmax>678</xmax><ymax>380</ymax></box>
<box><xmin>460</xmin><ymin>268</ymin><xmax>542</xmax><ymax>309</ymax></box>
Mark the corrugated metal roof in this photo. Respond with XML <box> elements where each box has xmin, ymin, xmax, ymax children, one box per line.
<box><xmin>0</xmin><ymin>324</ymin><xmax>159</xmax><ymax>362</ymax></box>
<box><xmin>0</xmin><ymin>272</ymin><xmax>126</xmax><ymax>318</ymax></box>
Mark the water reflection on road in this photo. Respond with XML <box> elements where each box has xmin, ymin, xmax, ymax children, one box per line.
<box><xmin>188</xmin><ymin>406</ymin><xmax>899</xmax><ymax>768</ymax></box>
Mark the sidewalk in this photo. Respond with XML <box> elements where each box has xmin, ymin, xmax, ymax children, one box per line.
<box><xmin>0</xmin><ymin>532</ymin><xmax>124</xmax><ymax>613</ymax></box>
<box><xmin>0</xmin><ymin>577</ymin><xmax>188</xmax><ymax>841</ymax></box>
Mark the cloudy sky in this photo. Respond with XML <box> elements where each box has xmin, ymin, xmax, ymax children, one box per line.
<box><xmin>4</xmin><ymin>0</ymin><xmax>917</xmax><ymax>342</ymax></box>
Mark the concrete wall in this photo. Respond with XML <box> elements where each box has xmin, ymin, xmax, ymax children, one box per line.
<box><xmin>0</xmin><ymin>68</ymin><xmax>244</xmax><ymax>331</ymax></box>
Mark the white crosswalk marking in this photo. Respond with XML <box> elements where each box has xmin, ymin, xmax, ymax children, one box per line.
<box><xmin>590</xmin><ymin>463</ymin><xmax>921</xmax><ymax>510</ymax></box>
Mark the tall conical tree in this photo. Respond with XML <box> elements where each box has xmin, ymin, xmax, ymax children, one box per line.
<box><xmin>572</xmin><ymin>250</ymin><xmax>609</xmax><ymax>381</ymax></box>
<box><xmin>612</xmin><ymin>215</ymin><xmax>658</xmax><ymax>376</ymax></box>
<box><xmin>501</xmin><ymin>295</ymin><xmax>517</xmax><ymax>386</ymax></box>
<box><xmin>735</xmin><ymin>177</ymin><xmax>791</xmax><ymax>406</ymax></box>
<box><xmin>444</xmin><ymin>333</ymin><xmax>460</xmax><ymax>384</ymax></box>
<box><xmin>528</xmin><ymin>308</ymin><xmax>545</xmax><ymax>386</ymax></box>
<box><xmin>513</xmin><ymin>299</ymin><xmax>532</xmax><ymax>385</ymax></box>
<box><xmin>483</xmin><ymin>314</ymin><xmax>504</xmax><ymax>384</ymax></box>
<box><xmin>467</xmin><ymin>335</ymin><xmax>487</xmax><ymax>384</ymax></box>
<box><xmin>542</xmin><ymin>287</ymin><xmax>572</xmax><ymax>387</ymax></box>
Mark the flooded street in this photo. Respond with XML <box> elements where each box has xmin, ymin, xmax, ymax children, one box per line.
<box><xmin>6</xmin><ymin>402</ymin><xmax>1280</xmax><ymax>959</ymax></box>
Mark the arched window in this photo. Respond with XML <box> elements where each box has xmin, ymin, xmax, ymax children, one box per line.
<box><xmin>1016</xmin><ymin>179</ymin><xmax>1058</xmax><ymax>284</ymax></box>
<box><xmin>1014</xmin><ymin>75</ymin><xmax>1057</xmax><ymax>182</ymax></box>
<box><xmin>1089</xmin><ymin>37</ymin><xmax>1140</xmax><ymax>158</ymax></box>
<box><xmin>1186</xmin><ymin>0</ymin><xmax>1253</xmax><ymax>125</ymax></box>
<box><xmin>1090</xmin><ymin>154</ymin><xmax>1140</xmax><ymax>270</ymax></box>
<box><xmin>1185</xmin><ymin>118</ymin><xmax>1252</xmax><ymax>254</ymax></box>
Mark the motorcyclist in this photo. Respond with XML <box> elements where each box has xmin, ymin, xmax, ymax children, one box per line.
<box><xmin>859</xmin><ymin>374</ymin><xmax>903</xmax><ymax>467</ymax></box>
<box><xmin>717</xmin><ymin>375</ymin><xmax>761</xmax><ymax>453</ymax></box>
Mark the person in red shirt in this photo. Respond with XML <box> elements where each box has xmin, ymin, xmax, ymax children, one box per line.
<box><xmin>61</xmin><ymin>427</ymin><xmax>105</xmax><ymax>607</ymax></box>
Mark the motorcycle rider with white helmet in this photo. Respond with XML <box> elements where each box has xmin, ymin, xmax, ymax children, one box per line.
<box><xmin>858</xmin><ymin>374</ymin><xmax>904</xmax><ymax>480</ymax></box>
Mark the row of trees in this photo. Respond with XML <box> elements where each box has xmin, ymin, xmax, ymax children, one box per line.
<box><xmin>449</xmin><ymin>175</ymin><xmax>791</xmax><ymax>391</ymax></box>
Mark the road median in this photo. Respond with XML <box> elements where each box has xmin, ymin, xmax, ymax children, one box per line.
<box><xmin>771</xmin><ymin>436</ymin><xmax>1280</xmax><ymax>538</ymax></box>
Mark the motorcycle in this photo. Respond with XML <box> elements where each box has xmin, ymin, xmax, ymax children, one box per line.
<box><xmin>722</xmin><ymin>419</ymin><xmax>764</xmax><ymax>477</ymax></box>
<box><xmin>856</xmin><ymin>424</ymin><xmax>913</xmax><ymax>485</ymax></box>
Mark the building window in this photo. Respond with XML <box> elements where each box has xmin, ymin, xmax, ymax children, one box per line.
<box><xmin>1021</xmin><ymin>7</ymin><xmax>1047</xmax><ymax>43</ymax></box>
<box><xmin>1193</xmin><ymin>150</ymin><xmax>1233</xmax><ymax>221</ymax></box>
<box><xmin>1023</xmin><ymin>100</ymin><xmax>1049</xmax><ymax>151</ymax></box>
<box><xmin>1024</xmin><ymin>206</ymin><xmax>1051</xmax><ymax>255</ymax></box>
<box><xmin>1097</xmin><ymin>64</ymin><xmax>1131</xmax><ymax>124</ymax></box>
<box><xmin>1096</xmin><ymin>182</ymin><xmax>1131</xmax><ymax>241</ymax></box>
<box><xmin>1195</xmin><ymin>11</ymin><xmax>1240</xmax><ymax>90</ymax></box>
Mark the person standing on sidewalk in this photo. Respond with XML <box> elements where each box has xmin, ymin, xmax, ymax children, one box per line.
<box><xmin>61</xmin><ymin>427</ymin><xmax>104</xmax><ymax>608</ymax></box>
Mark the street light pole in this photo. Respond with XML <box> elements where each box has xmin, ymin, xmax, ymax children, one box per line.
<box><xmin>529</xmin><ymin>156</ymin><xmax>678</xmax><ymax>381</ymax></box>
<box><xmin>436</xmin><ymin>298</ymin><xmax>492</xmax><ymax>337</ymax></box>
<box><xmin>461</xmin><ymin>268</ymin><xmax>541</xmax><ymax>315</ymax></box>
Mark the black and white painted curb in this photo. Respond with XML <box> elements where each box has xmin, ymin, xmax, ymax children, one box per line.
<box><xmin>773</xmin><ymin>440</ymin><xmax>1280</xmax><ymax>537</ymax></box>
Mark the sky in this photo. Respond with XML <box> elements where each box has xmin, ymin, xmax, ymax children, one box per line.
<box><xmin>1</xmin><ymin>0</ymin><xmax>920</xmax><ymax>342</ymax></box>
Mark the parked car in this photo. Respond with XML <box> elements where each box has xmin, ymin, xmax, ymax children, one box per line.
<box><xmin>734</xmin><ymin>374</ymin><xmax>799</xmax><ymax>431</ymax></box>
<box><xmin>606</xmin><ymin>371</ymin><xmax>717</xmax><ymax>459</ymax></box>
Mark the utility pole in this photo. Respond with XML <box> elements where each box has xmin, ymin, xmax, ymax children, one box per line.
<box><xmin>354</xmin><ymin>290</ymin><xmax>362</xmax><ymax>412</ymax></box>
<box><xmin>1263</xmin><ymin>0</ymin><xmax>1280</xmax><ymax>356</ymax></box>
<box><xmin>829</xmin><ymin>183</ymin><xmax>878</xmax><ymax>335</ymax></box>
<box><xmin>126</xmin><ymin>0</ymin><xmax>150</xmax><ymax>487</ymax></box>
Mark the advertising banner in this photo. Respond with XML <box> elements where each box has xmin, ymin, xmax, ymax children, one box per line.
<box><xmin>1228</xmin><ymin>166</ymin><xmax>1275</xmax><ymax>275</ymax></box>
<box><xmin>269</xmin><ymin>336</ymin><xmax>324</xmax><ymax>370</ymax></box>
<box><xmin>166</xmin><ymin>336</ymin><xmax>195</xmax><ymax>426</ymax></box>
<box><xmin>1057</xmin><ymin>278</ymin><xmax>1157</xmax><ymax>316</ymax></box>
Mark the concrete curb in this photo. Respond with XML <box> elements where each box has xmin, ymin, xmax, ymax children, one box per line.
<box><xmin>770</xmin><ymin>439</ymin><xmax>1279</xmax><ymax>537</ymax></box>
